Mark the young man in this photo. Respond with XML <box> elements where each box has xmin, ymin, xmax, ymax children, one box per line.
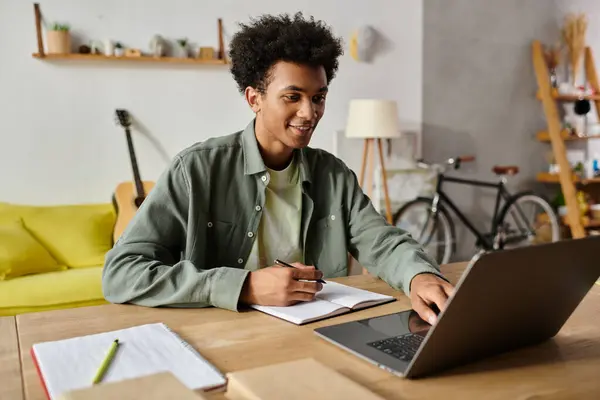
<box><xmin>102</xmin><ymin>13</ymin><xmax>453</xmax><ymax>325</ymax></box>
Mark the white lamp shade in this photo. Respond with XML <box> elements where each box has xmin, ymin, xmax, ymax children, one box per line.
<box><xmin>345</xmin><ymin>99</ymin><xmax>402</xmax><ymax>139</ymax></box>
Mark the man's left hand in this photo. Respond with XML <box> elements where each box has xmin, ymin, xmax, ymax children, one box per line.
<box><xmin>409</xmin><ymin>273</ymin><xmax>454</xmax><ymax>326</ymax></box>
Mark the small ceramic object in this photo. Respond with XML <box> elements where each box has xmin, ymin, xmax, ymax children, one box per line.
<box><xmin>104</xmin><ymin>39</ymin><xmax>114</xmax><ymax>56</ymax></box>
<box><xmin>114</xmin><ymin>43</ymin><xmax>124</xmax><ymax>56</ymax></box>
<box><xmin>174</xmin><ymin>38</ymin><xmax>189</xmax><ymax>58</ymax></box>
<box><xmin>150</xmin><ymin>34</ymin><xmax>166</xmax><ymax>57</ymax></box>
<box><xmin>90</xmin><ymin>40</ymin><xmax>103</xmax><ymax>55</ymax></box>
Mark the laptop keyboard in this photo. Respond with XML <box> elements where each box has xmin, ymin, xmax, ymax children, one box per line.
<box><xmin>367</xmin><ymin>333</ymin><xmax>424</xmax><ymax>361</ymax></box>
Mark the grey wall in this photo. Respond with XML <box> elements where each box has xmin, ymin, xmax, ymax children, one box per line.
<box><xmin>423</xmin><ymin>0</ymin><xmax>561</xmax><ymax>261</ymax></box>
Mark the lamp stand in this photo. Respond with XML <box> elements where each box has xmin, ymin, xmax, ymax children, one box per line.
<box><xmin>351</xmin><ymin>138</ymin><xmax>394</xmax><ymax>276</ymax></box>
<box><xmin>358</xmin><ymin>138</ymin><xmax>393</xmax><ymax>224</ymax></box>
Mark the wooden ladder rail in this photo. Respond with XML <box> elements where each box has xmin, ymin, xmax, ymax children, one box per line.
<box><xmin>531</xmin><ymin>40</ymin><xmax>586</xmax><ymax>239</ymax></box>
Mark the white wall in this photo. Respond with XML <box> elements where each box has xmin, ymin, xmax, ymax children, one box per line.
<box><xmin>0</xmin><ymin>0</ymin><xmax>423</xmax><ymax>205</ymax></box>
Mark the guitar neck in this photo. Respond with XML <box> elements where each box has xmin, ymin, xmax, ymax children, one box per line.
<box><xmin>125</xmin><ymin>129</ymin><xmax>145</xmax><ymax>199</ymax></box>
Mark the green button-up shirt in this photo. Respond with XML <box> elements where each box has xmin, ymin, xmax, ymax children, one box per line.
<box><xmin>102</xmin><ymin>120</ymin><xmax>443</xmax><ymax>311</ymax></box>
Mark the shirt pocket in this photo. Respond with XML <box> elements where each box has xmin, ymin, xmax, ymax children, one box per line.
<box><xmin>206</xmin><ymin>219</ymin><xmax>239</xmax><ymax>268</ymax></box>
<box><xmin>308</xmin><ymin>207</ymin><xmax>347</xmax><ymax>276</ymax></box>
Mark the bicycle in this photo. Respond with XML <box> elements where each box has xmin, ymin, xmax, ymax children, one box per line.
<box><xmin>393</xmin><ymin>156</ymin><xmax>561</xmax><ymax>265</ymax></box>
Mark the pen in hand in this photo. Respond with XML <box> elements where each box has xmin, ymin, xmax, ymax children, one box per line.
<box><xmin>274</xmin><ymin>259</ymin><xmax>327</xmax><ymax>284</ymax></box>
<box><xmin>92</xmin><ymin>339</ymin><xmax>120</xmax><ymax>384</ymax></box>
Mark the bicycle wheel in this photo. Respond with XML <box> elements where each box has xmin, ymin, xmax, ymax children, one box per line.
<box><xmin>393</xmin><ymin>197</ymin><xmax>456</xmax><ymax>265</ymax></box>
<box><xmin>496</xmin><ymin>192</ymin><xmax>560</xmax><ymax>249</ymax></box>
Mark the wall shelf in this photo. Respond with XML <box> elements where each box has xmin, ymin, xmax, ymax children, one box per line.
<box><xmin>536</xmin><ymin>130</ymin><xmax>600</xmax><ymax>142</ymax></box>
<box><xmin>32</xmin><ymin>53</ymin><xmax>229</xmax><ymax>65</ymax></box>
<box><xmin>539</xmin><ymin>213</ymin><xmax>600</xmax><ymax>229</ymax></box>
<box><xmin>32</xmin><ymin>3</ymin><xmax>228</xmax><ymax>66</ymax></box>
<box><xmin>536</xmin><ymin>89</ymin><xmax>600</xmax><ymax>101</ymax></box>
<box><xmin>579</xmin><ymin>217</ymin><xmax>600</xmax><ymax>228</ymax></box>
<box><xmin>537</xmin><ymin>172</ymin><xmax>600</xmax><ymax>185</ymax></box>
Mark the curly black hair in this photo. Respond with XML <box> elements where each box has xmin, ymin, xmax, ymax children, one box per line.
<box><xmin>228</xmin><ymin>12</ymin><xmax>344</xmax><ymax>94</ymax></box>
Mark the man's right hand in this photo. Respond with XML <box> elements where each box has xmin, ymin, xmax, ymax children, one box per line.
<box><xmin>239</xmin><ymin>262</ymin><xmax>324</xmax><ymax>306</ymax></box>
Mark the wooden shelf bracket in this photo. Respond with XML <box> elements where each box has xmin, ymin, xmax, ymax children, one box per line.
<box><xmin>34</xmin><ymin>3</ymin><xmax>44</xmax><ymax>57</ymax></box>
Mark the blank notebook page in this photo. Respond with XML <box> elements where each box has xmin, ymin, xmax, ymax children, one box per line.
<box><xmin>31</xmin><ymin>323</ymin><xmax>226</xmax><ymax>400</ymax></box>
<box><xmin>251</xmin><ymin>299</ymin><xmax>346</xmax><ymax>324</ymax></box>
<box><xmin>316</xmin><ymin>281</ymin><xmax>395</xmax><ymax>308</ymax></box>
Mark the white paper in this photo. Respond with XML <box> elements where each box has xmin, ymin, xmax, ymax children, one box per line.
<box><xmin>32</xmin><ymin>323</ymin><xmax>226</xmax><ymax>400</ymax></box>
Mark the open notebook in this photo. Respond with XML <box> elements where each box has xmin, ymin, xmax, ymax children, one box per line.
<box><xmin>251</xmin><ymin>281</ymin><xmax>396</xmax><ymax>325</ymax></box>
<box><xmin>30</xmin><ymin>323</ymin><xmax>226</xmax><ymax>400</ymax></box>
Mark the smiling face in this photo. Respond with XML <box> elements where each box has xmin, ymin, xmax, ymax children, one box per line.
<box><xmin>246</xmin><ymin>61</ymin><xmax>328</xmax><ymax>164</ymax></box>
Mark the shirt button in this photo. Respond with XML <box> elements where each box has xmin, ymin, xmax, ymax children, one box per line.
<box><xmin>331</xmin><ymin>215</ymin><xmax>336</xmax><ymax>221</ymax></box>
<box><xmin>248</xmin><ymin>232</ymin><xmax>254</xmax><ymax>238</ymax></box>
<box><xmin>237</xmin><ymin>258</ymin><xmax>244</xmax><ymax>264</ymax></box>
<box><xmin>261</xmin><ymin>175</ymin><xmax>267</xmax><ymax>182</ymax></box>
<box><xmin>207</xmin><ymin>222</ymin><xmax>213</xmax><ymax>227</ymax></box>
<box><xmin>255</xmin><ymin>205</ymin><xmax>262</xmax><ymax>211</ymax></box>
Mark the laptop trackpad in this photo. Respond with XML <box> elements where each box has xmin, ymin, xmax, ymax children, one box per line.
<box><xmin>358</xmin><ymin>310</ymin><xmax>432</xmax><ymax>337</ymax></box>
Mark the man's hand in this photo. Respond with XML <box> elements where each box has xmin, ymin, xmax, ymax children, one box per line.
<box><xmin>409</xmin><ymin>273</ymin><xmax>454</xmax><ymax>325</ymax></box>
<box><xmin>239</xmin><ymin>263</ymin><xmax>324</xmax><ymax>307</ymax></box>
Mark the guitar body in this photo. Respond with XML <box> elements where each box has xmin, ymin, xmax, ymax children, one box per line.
<box><xmin>112</xmin><ymin>180</ymin><xmax>155</xmax><ymax>243</ymax></box>
<box><xmin>112</xmin><ymin>109</ymin><xmax>155</xmax><ymax>243</ymax></box>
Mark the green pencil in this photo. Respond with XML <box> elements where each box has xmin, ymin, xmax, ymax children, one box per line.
<box><xmin>92</xmin><ymin>339</ymin><xmax>119</xmax><ymax>384</ymax></box>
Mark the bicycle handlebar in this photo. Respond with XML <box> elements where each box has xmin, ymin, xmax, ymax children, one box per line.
<box><xmin>415</xmin><ymin>155</ymin><xmax>476</xmax><ymax>172</ymax></box>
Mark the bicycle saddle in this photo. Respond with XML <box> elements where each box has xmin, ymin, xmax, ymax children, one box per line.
<box><xmin>492</xmin><ymin>165</ymin><xmax>519</xmax><ymax>176</ymax></box>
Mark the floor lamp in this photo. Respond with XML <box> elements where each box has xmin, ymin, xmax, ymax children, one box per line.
<box><xmin>346</xmin><ymin>99</ymin><xmax>402</xmax><ymax>225</ymax></box>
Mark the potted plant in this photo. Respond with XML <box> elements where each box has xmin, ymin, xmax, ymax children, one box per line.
<box><xmin>114</xmin><ymin>42</ymin><xmax>124</xmax><ymax>57</ymax></box>
<box><xmin>175</xmin><ymin>38</ymin><xmax>189</xmax><ymax>58</ymax></box>
<box><xmin>47</xmin><ymin>23</ymin><xmax>71</xmax><ymax>54</ymax></box>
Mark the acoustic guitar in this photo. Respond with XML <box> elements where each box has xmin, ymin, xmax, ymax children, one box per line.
<box><xmin>112</xmin><ymin>109</ymin><xmax>155</xmax><ymax>243</ymax></box>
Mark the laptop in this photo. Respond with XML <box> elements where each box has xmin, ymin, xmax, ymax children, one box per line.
<box><xmin>314</xmin><ymin>236</ymin><xmax>600</xmax><ymax>379</ymax></box>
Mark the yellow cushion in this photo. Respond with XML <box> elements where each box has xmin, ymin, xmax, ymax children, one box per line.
<box><xmin>0</xmin><ymin>202</ymin><xmax>115</xmax><ymax>268</ymax></box>
<box><xmin>0</xmin><ymin>219</ymin><xmax>65</xmax><ymax>280</ymax></box>
<box><xmin>0</xmin><ymin>266</ymin><xmax>108</xmax><ymax>316</ymax></box>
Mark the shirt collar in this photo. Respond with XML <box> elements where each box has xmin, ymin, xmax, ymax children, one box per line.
<box><xmin>241</xmin><ymin>119</ymin><xmax>312</xmax><ymax>185</ymax></box>
<box><xmin>241</xmin><ymin>120</ymin><xmax>266</xmax><ymax>175</ymax></box>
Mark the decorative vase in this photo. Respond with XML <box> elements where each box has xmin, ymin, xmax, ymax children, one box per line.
<box><xmin>174</xmin><ymin>45</ymin><xmax>188</xmax><ymax>58</ymax></box>
<box><xmin>47</xmin><ymin>30</ymin><xmax>71</xmax><ymax>54</ymax></box>
<box><xmin>149</xmin><ymin>35</ymin><xmax>166</xmax><ymax>57</ymax></box>
<box><xmin>114</xmin><ymin>47</ymin><xmax>125</xmax><ymax>57</ymax></box>
<box><xmin>104</xmin><ymin>40</ymin><xmax>114</xmax><ymax>56</ymax></box>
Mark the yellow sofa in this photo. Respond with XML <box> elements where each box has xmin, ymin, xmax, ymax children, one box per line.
<box><xmin>0</xmin><ymin>202</ymin><xmax>115</xmax><ymax>316</ymax></box>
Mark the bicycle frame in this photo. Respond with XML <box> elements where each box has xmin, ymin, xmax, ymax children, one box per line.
<box><xmin>432</xmin><ymin>174</ymin><xmax>513</xmax><ymax>250</ymax></box>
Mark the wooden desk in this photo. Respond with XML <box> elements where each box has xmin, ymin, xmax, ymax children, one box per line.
<box><xmin>15</xmin><ymin>262</ymin><xmax>600</xmax><ymax>399</ymax></box>
<box><xmin>0</xmin><ymin>316</ymin><xmax>23</xmax><ymax>400</ymax></box>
